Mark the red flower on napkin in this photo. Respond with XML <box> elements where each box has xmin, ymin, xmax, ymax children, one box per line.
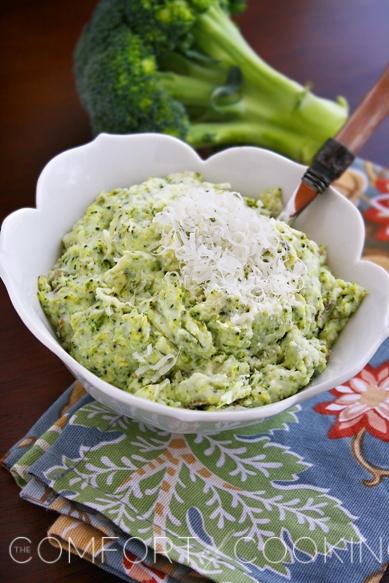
<box><xmin>315</xmin><ymin>364</ymin><xmax>389</xmax><ymax>441</ymax></box>
<box><xmin>123</xmin><ymin>551</ymin><xmax>168</xmax><ymax>583</ymax></box>
<box><xmin>374</xmin><ymin>175</ymin><xmax>389</xmax><ymax>194</ymax></box>
<box><xmin>363</xmin><ymin>165</ymin><xmax>389</xmax><ymax>241</ymax></box>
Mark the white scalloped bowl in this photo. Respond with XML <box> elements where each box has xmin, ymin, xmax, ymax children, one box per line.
<box><xmin>1</xmin><ymin>133</ymin><xmax>389</xmax><ymax>433</ymax></box>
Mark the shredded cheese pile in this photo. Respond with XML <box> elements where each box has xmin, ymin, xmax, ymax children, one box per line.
<box><xmin>154</xmin><ymin>185</ymin><xmax>306</xmax><ymax>310</ymax></box>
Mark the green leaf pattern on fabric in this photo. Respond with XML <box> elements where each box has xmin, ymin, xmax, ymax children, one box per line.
<box><xmin>42</xmin><ymin>401</ymin><xmax>361</xmax><ymax>581</ymax></box>
<box><xmin>11</xmin><ymin>423</ymin><xmax>64</xmax><ymax>488</ymax></box>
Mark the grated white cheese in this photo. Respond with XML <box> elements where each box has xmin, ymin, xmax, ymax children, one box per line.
<box><xmin>134</xmin><ymin>346</ymin><xmax>178</xmax><ymax>382</ymax></box>
<box><xmin>95</xmin><ymin>287</ymin><xmax>133</xmax><ymax>314</ymax></box>
<box><xmin>154</xmin><ymin>184</ymin><xmax>306</xmax><ymax>312</ymax></box>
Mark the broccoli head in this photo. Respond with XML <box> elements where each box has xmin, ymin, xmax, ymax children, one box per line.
<box><xmin>76</xmin><ymin>25</ymin><xmax>189</xmax><ymax>137</ymax></box>
<box><xmin>75</xmin><ymin>0</ymin><xmax>348</xmax><ymax>163</ymax></box>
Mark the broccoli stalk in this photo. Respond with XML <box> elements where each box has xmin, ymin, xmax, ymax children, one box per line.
<box><xmin>156</xmin><ymin>3</ymin><xmax>347</xmax><ymax>159</ymax></box>
<box><xmin>75</xmin><ymin>0</ymin><xmax>348</xmax><ymax>163</ymax></box>
<box><xmin>157</xmin><ymin>71</ymin><xmax>322</xmax><ymax>160</ymax></box>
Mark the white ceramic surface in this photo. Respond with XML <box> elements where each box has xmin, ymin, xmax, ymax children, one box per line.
<box><xmin>1</xmin><ymin>133</ymin><xmax>389</xmax><ymax>433</ymax></box>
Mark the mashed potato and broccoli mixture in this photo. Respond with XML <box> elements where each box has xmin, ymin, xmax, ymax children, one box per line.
<box><xmin>38</xmin><ymin>172</ymin><xmax>366</xmax><ymax>409</ymax></box>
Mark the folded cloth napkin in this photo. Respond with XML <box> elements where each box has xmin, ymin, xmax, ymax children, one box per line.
<box><xmin>2</xmin><ymin>159</ymin><xmax>389</xmax><ymax>583</ymax></box>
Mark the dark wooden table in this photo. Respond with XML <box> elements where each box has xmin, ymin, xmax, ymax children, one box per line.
<box><xmin>1</xmin><ymin>1</ymin><xmax>388</xmax><ymax>581</ymax></box>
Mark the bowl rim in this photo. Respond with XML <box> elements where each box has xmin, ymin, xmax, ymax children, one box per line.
<box><xmin>1</xmin><ymin>132</ymin><xmax>389</xmax><ymax>423</ymax></box>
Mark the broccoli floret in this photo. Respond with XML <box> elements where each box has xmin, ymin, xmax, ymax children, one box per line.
<box><xmin>75</xmin><ymin>0</ymin><xmax>348</xmax><ymax>163</ymax></box>
<box><xmin>76</xmin><ymin>25</ymin><xmax>189</xmax><ymax>137</ymax></box>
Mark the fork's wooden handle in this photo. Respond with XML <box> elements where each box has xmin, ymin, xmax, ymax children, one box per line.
<box><xmin>279</xmin><ymin>67</ymin><xmax>389</xmax><ymax>222</ymax></box>
<box><xmin>336</xmin><ymin>66</ymin><xmax>389</xmax><ymax>154</ymax></box>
